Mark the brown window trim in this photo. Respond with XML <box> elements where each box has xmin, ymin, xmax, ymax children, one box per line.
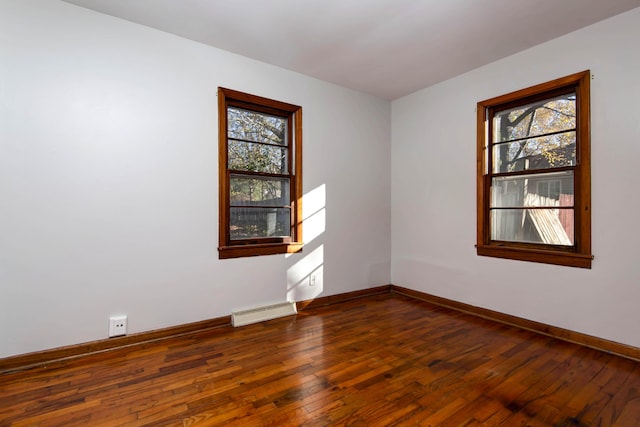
<box><xmin>476</xmin><ymin>71</ymin><xmax>593</xmax><ymax>268</ymax></box>
<box><xmin>218</xmin><ymin>88</ymin><xmax>303</xmax><ymax>259</ymax></box>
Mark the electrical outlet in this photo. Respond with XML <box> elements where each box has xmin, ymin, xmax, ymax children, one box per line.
<box><xmin>309</xmin><ymin>268</ymin><xmax>323</xmax><ymax>287</ymax></box>
<box><xmin>109</xmin><ymin>315</ymin><xmax>127</xmax><ymax>337</ymax></box>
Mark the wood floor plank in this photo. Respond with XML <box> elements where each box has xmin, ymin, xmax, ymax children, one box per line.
<box><xmin>1</xmin><ymin>293</ymin><xmax>640</xmax><ymax>426</ymax></box>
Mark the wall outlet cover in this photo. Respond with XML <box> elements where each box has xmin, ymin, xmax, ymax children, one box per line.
<box><xmin>109</xmin><ymin>315</ymin><xmax>127</xmax><ymax>337</ymax></box>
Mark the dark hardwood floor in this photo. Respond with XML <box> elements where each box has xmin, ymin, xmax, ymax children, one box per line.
<box><xmin>1</xmin><ymin>294</ymin><xmax>639</xmax><ymax>426</ymax></box>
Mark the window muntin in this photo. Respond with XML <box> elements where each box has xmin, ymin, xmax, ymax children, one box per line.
<box><xmin>218</xmin><ymin>88</ymin><xmax>302</xmax><ymax>259</ymax></box>
<box><xmin>476</xmin><ymin>71</ymin><xmax>592</xmax><ymax>268</ymax></box>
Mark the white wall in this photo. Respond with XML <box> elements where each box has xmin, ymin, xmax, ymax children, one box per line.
<box><xmin>0</xmin><ymin>0</ymin><xmax>391</xmax><ymax>357</ymax></box>
<box><xmin>392</xmin><ymin>7</ymin><xmax>640</xmax><ymax>347</ymax></box>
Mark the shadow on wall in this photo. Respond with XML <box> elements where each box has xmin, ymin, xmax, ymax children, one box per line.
<box><xmin>286</xmin><ymin>184</ymin><xmax>326</xmax><ymax>304</ymax></box>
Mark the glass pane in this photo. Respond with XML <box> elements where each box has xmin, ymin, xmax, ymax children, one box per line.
<box><xmin>229</xmin><ymin>139</ymin><xmax>288</xmax><ymax>173</ymax></box>
<box><xmin>230</xmin><ymin>207</ymin><xmax>291</xmax><ymax>240</ymax></box>
<box><xmin>228</xmin><ymin>107</ymin><xmax>287</xmax><ymax>146</ymax></box>
<box><xmin>230</xmin><ymin>175</ymin><xmax>290</xmax><ymax>206</ymax></box>
<box><xmin>494</xmin><ymin>93</ymin><xmax>576</xmax><ymax>143</ymax></box>
<box><xmin>491</xmin><ymin>208</ymin><xmax>574</xmax><ymax>245</ymax></box>
<box><xmin>491</xmin><ymin>171</ymin><xmax>574</xmax><ymax>208</ymax></box>
<box><xmin>492</xmin><ymin>131</ymin><xmax>575</xmax><ymax>173</ymax></box>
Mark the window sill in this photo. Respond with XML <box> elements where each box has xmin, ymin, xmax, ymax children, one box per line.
<box><xmin>476</xmin><ymin>244</ymin><xmax>593</xmax><ymax>269</ymax></box>
<box><xmin>219</xmin><ymin>242</ymin><xmax>304</xmax><ymax>259</ymax></box>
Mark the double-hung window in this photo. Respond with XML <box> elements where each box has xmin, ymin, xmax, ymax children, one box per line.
<box><xmin>476</xmin><ymin>71</ymin><xmax>593</xmax><ymax>268</ymax></box>
<box><xmin>218</xmin><ymin>88</ymin><xmax>303</xmax><ymax>259</ymax></box>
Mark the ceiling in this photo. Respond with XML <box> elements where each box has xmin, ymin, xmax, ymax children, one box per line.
<box><xmin>62</xmin><ymin>0</ymin><xmax>640</xmax><ymax>100</ymax></box>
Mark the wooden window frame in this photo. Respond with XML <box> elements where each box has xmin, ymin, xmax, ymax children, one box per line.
<box><xmin>476</xmin><ymin>70</ymin><xmax>593</xmax><ymax>268</ymax></box>
<box><xmin>218</xmin><ymin>88</ymin><xmax>303</xmax><ymax>259</ymax></box>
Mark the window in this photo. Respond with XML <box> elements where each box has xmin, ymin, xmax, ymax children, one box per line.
<box><xmin>476</xmin><ymin>71</ymin><xmax>593</xmax><ymax>268</ymax></box>
<box><xmin>537</xmin><ymin>178</ymin><xmax>562</xmax><ymax>201</ymax></box>
<box><xmin>218</xmin><ymin>88</ymin><xmax>303</xmax><ymax>259</ymax></box>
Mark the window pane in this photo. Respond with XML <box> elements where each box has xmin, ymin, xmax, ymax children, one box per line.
<box><xmin>229</xmin><ymin>140</ymin><xmax>288</xmax><ymax>174</ymax></box>
<box><xmin>228</xmin><ymin>107</ymin><xmax>287</xmax><ymax>146</ymax></box>
<box><xmin>491</xmin><ymin>171</ymin><xmax>573</xmax><ymax>208</ymax></box>
<box><xmin>230</xmin><ymin>175</ymin><xmax>290</xmax><ymax>206</ymax></box>
<box><xmin>494</xmin><ymin>93</ymin><xmax>576</xmax><ymax>143</ymax></box>
<box><xmin>492</xmin><ymin>132</ymin><xmax>575</xmax><ymax>173</ymax></box>
<box><xmin>491</xmin><ymin>208</ymin><xmax>574</xmax><ymax>245</ymax></box>
<box><xmin>230</xmin><ymin>207</ymin><xmax>291</xmax><ymax>240</ymax></box>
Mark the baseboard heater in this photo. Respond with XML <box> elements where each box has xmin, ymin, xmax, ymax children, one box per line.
<box><xmin>231</xmin><ymin>301</ymin><xmax>297</xmax><ymax>327</ymax></box>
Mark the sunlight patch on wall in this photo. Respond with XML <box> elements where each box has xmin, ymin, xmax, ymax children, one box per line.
<box><xmin>302</xmin><ymin>183</ymin><xmax>326</xmax><ymax>245</ymax></box>
<box><xmin>287</xmin><ymin>244</ymin><xmax>324</xmax><ymax>303</ymax></box>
